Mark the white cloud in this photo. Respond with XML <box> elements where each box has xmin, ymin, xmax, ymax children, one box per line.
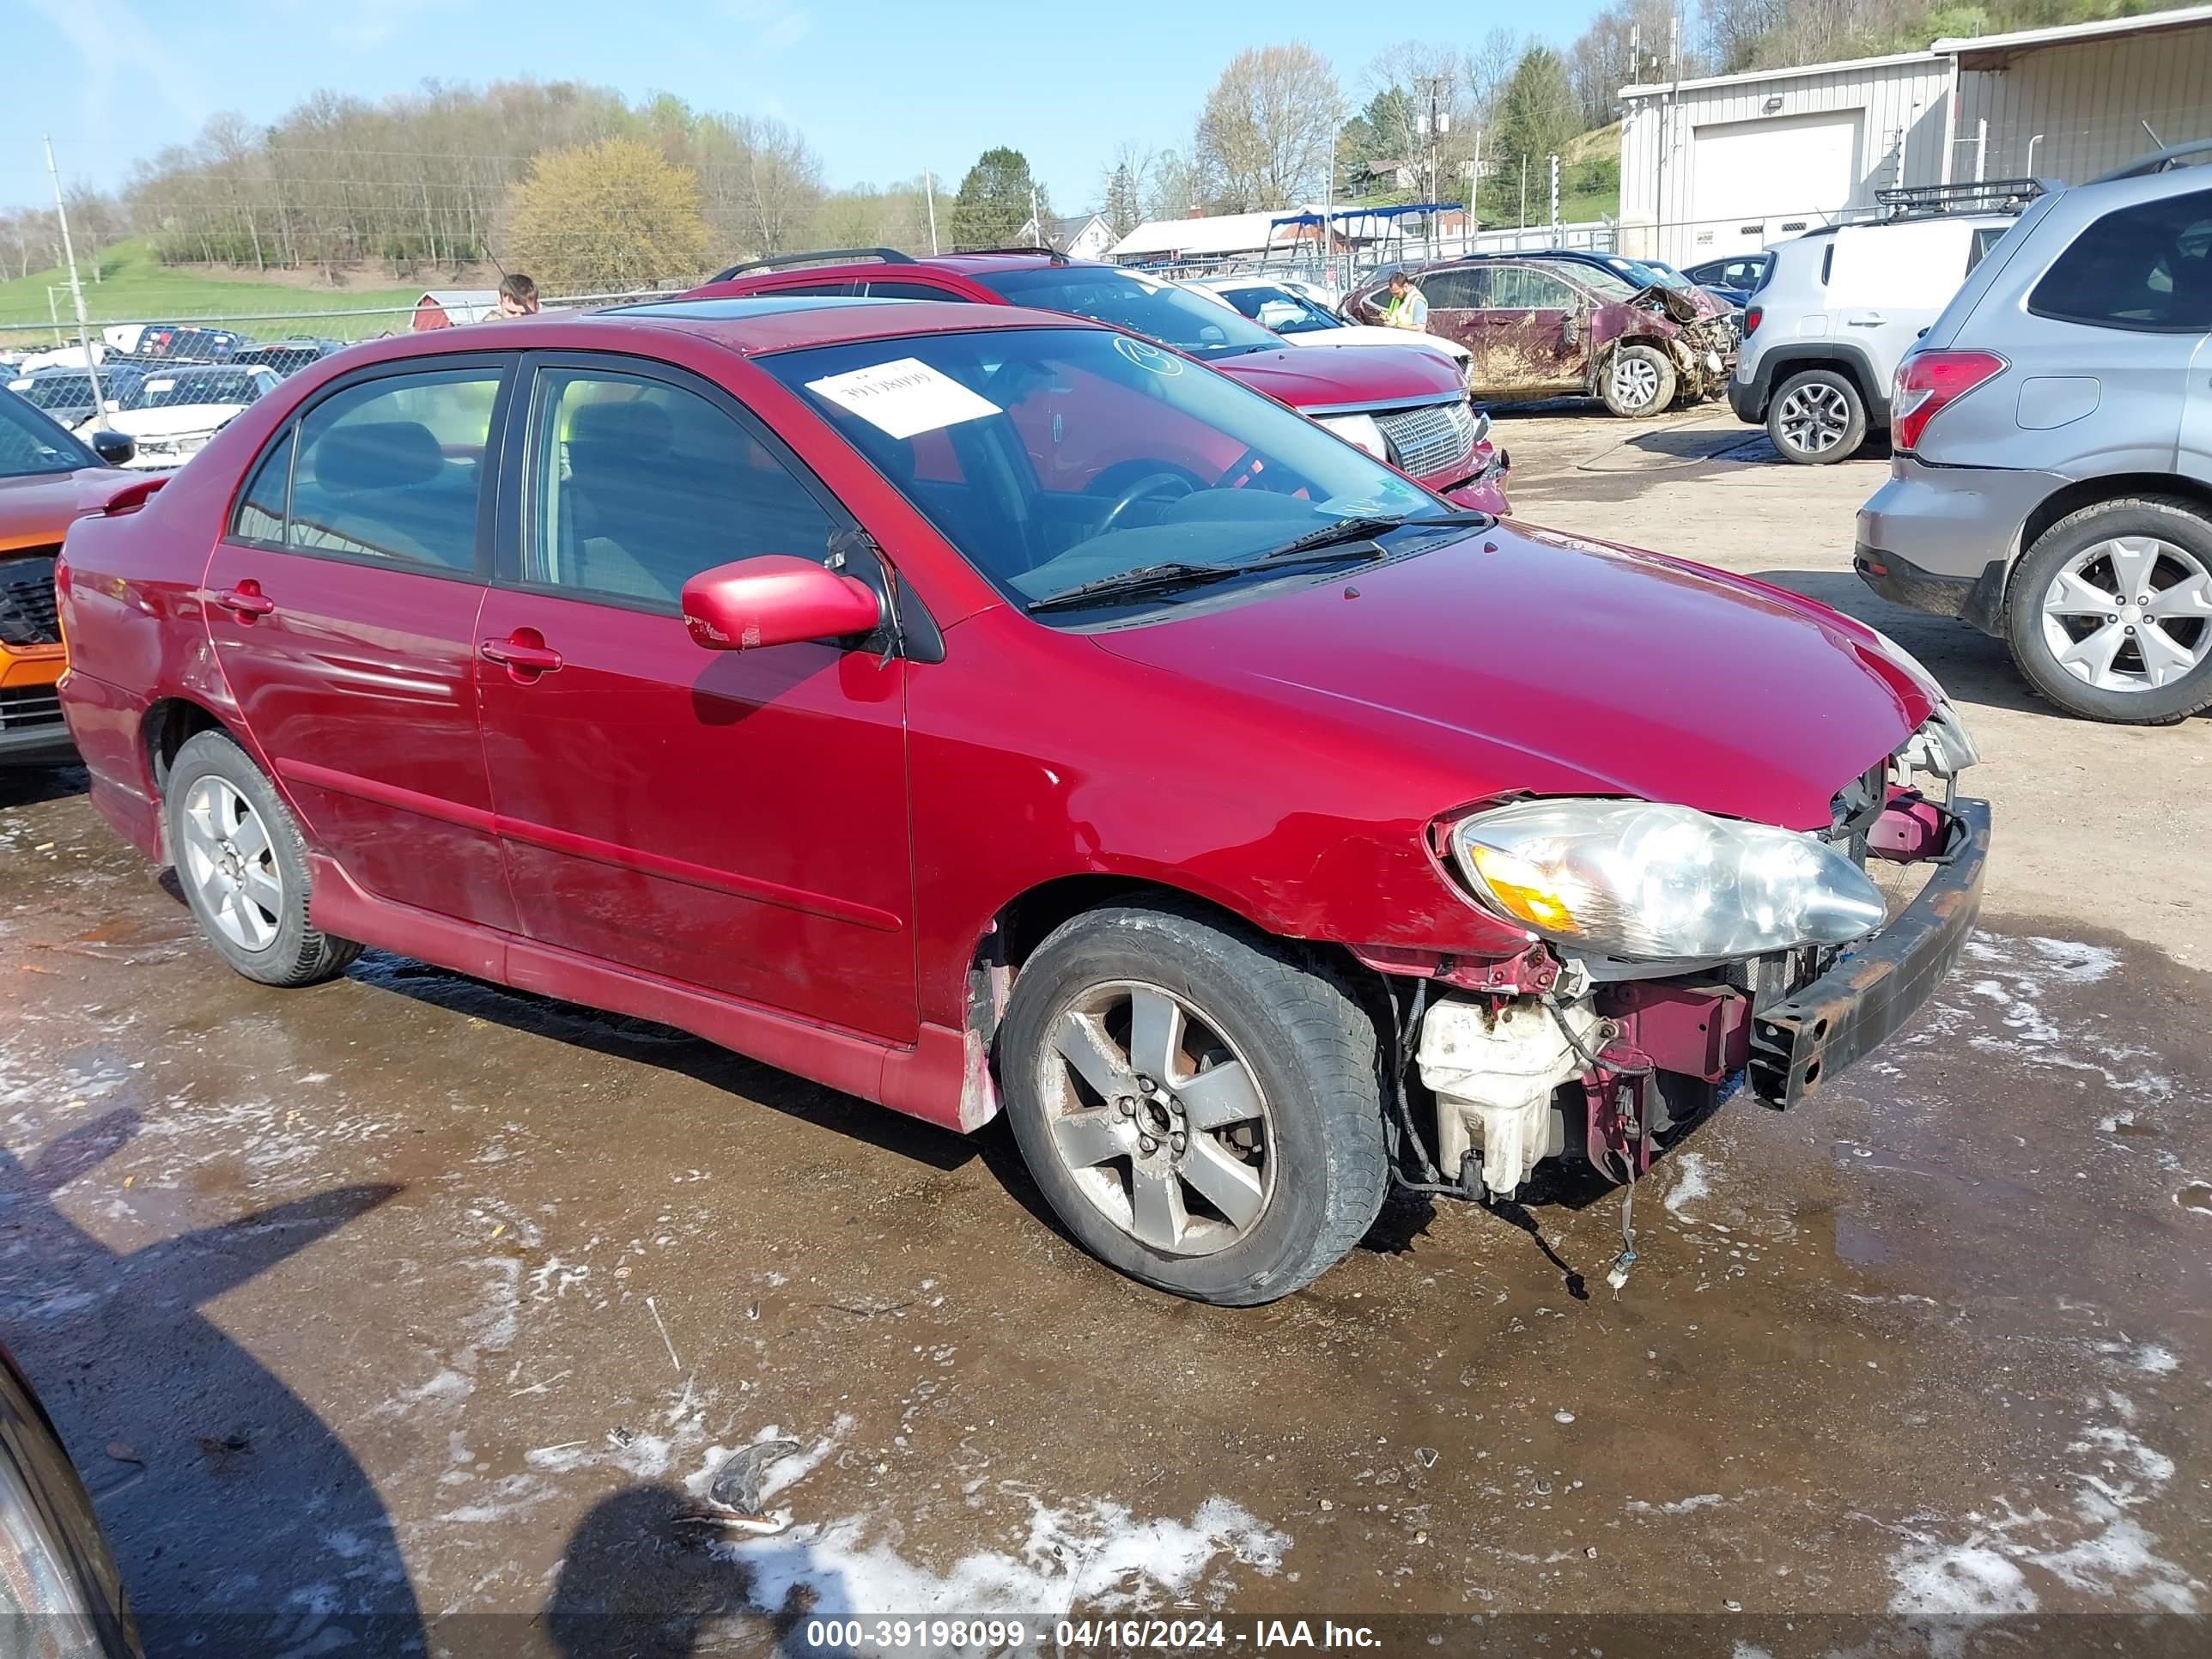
<box><xmin>26</xmin><ymin>0</ymin><xmax>212</xmax><ymax>149</ymax></box>
<box><xmin>726</xmin><ymin>0</ymin><xmax>811</xmax><ymax>54</ymax></box>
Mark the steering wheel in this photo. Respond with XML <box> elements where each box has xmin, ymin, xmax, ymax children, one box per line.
<box><xmin>1096</xmin><ymin>471</ymin><xmax>1196</xmax><ymax>536</ymax></box>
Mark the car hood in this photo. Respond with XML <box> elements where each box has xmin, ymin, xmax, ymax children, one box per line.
<box><xmin>1286</xmin><ymin>325</ymin><xmax>1470</xmax><ymax>364</ymax></box>
<box><xmin>1087</xmin><ymin>521</ymin><xmax>1932</xmax><ymax>831</ymax></box>
<box><xmin>0</xmin><ymin>467</ymin><xmax>112</xmax><ymax>551</ymax></box>
<box><xmin>1212</xmin><ymin>343</ymin><xmax>1465</xmax><ymax>413</ymax></box>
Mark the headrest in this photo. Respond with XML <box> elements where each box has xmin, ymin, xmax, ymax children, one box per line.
<box><xmin>567</xmin><ymin>398</ymin><xmax>674</xmax><ymax>456</ymax></box>
<box><xmin>313</xmin><ymin>420</ymin><xmax>445</xmax><ymax>494</ymax></box>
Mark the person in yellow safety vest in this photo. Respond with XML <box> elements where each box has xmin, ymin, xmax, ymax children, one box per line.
<box><xmin>1379</xmin><ymin>270</ymin><xmax>1430</xmax><ymax>331</ymax></box>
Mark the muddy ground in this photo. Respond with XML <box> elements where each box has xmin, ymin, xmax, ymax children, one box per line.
<box><xmin>2</xmin><ymin>403</ymin><xmax>2206</xmax><ymax>1657</ymax></box>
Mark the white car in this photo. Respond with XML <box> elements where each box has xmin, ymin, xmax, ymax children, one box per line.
<box><xmin>78</xmin><ymin>364</ymin><xmax>278</xmax><ymax>469</ymax></box>
<box><xmin>1183</xmin><ymin>278</ymin><xmax>1473</xmax><ymax>382</ymax></box>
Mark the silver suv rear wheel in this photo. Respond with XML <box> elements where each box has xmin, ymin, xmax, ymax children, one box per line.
<box><xmin>2008</xmin><ymin>497</ymin><xmax>2212</xmax><ymax>724</ymax></box>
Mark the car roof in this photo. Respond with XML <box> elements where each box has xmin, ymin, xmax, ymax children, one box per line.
<box><xmin>277</xmin><ymin>295</ymin><xmax>1096</xmax><ymax>376</ymax></box>
<box><xmin>708</xmin><ymin>251</ymin><xmax>1132</xmax><ymax>288</ymax></box>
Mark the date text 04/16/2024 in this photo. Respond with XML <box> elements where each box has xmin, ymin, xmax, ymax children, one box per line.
<box><xmin>799</xmin><ymin>1620</ymin><xmax>1382</xmax><ymax>1650</ymax></box>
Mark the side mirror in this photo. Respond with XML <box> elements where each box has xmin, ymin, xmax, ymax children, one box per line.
<box><xmin>680</xmin><ymin>555</ymin><xmax>884</xmax><ymax>652</ymax></box>
<box><xmin>89</xmin><ymin>428</ymin><xmax>136</xmax><ymax>467</ymax></box>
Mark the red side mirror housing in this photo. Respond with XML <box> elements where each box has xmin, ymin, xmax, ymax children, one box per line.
<box><xmin>680</xmin><ymin>556</ymin><xmax>884</xmax><ymax>652</ymax></box>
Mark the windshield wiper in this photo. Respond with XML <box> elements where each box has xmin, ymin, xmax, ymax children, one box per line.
<box><xmin>1026</xmin><ymin>542</ymin><xmax>1407</xmax><ymax>613</ymax></box>
<box><xmin>1258</xmin><ymin>509</ymin><xmax>1492</xmax><ymax>562</ymax></box>
<box><xmin>1025</xmin><ymin>561</ymin><xmax>1250</xmax><ymax>612</ymax></box>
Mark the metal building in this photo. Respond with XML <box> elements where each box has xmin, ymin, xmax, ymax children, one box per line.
<box><xmin>1618</xmin><ymin>3</ymin><xmax>2212</xmax><ymax>267</ymax></box>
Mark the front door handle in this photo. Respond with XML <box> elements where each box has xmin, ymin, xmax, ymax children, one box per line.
<box><xmin>480</xmin><ymin>633</ymin><xmax>564</xmax><ymax>676</ymax></box>
<box><xmin>1847</xmin><ymin>314</ymin><xmax>1887</xmax><ymax>326</ymax></box>
<box><xmin>215</xmin><ymin>582</ymin><xmax>276</xmax><ymax>618</ymax></box>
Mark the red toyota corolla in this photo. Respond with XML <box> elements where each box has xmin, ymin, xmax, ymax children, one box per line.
<box><xmin>56</xmin><ymin>296</ymin><xmax>1987</xmax><ymax>1304</ymax></box>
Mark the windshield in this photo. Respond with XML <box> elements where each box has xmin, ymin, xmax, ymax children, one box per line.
<box><xmin>763</xmin><ymin>327</ymin><xmax>1455</xmax><ymax>619</ymax></box>
<box><xmin>973</xmin><ymin>266</ymin><xmax>1283</xmax><ymax>358</ymax></box>
<box><xmin>140</xmin><ymin>368</ymin><xmax>264</xmax><ymax>409</ymax></box>
<box><xmin>0</xmin><ymin>391</ymin><xmax>97</xmax><ymax>477</ymax></box>
<box><xmin>1605</xmin><ymin>254</ymin><xmax>1686</xmax><ymax>289</ymax></box>
<box><xmin>1526</xmin><ymin>259</ymin><xmax>1634</xmax><ymax>301</ymax></box>
<box><xmin>1218</xmin><ymin>285</ymin><xmax>1342</xmax><ymax>335</ymax></box>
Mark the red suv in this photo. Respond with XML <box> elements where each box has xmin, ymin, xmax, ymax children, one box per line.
<box><xmin>56</xmin><ymin>296</ymin><xmax>1986</xmax><ymax>1305</ymax></box>
<box><xmin>684</xmin><ymin>248</ymin><xmax>1510</xmax><ymax>514</ymax></box>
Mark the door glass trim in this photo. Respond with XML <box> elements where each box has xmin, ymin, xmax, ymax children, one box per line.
<box><xmin>497</xmin><ymin>349</ymin><xmax>871</xmax><ymax>619</ymax></box>
<box><xmin>214</xmin><ymin>355</ymin><xmax>516</xmax><ymax>582</ymax></box>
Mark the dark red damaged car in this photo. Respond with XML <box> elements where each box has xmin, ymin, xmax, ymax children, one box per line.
<box><xmin>56</xmin><ymin>295</ymin><xmax>1986</xmax><ymax>1305</ymax></box>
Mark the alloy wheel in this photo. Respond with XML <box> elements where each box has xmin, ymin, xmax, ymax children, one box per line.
<box><xmin>1610</xmin><ymin>354</ymin><xmax>1661</xmax><ymax>413</ymax></box>
<box><xmin>2039</xmin><ymin>536</ymin><xmax>2212</xmax><ymax>694</ymax></box>
<box><xmin>179</xmin><ymin>776</ymin><xmax>284</xmax><ymax>951</ymax></box>
<box><xmin>1036</xmin><ymin>981</ymin><xmax>1273</xmax><ymax>1257</ymax></box>
<box><xmin>1776</xmin><ymin>382</ymin><xmax>1852</xmax><ymax>454</ymax></box>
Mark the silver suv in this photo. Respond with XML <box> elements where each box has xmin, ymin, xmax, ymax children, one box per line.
<box><xmin>1729</xmin><ymin>190</ymin><xmax>2025</xmax><ymax>464</ymax></box>
<box><xmin>1856</xmin><ymin>144</ymin><xmax>2212</xmax><ymax>724</ymax></box>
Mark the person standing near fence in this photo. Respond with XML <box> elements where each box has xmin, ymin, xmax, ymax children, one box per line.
<box><xmin>1378</xmin><ymin>270</ymin><xmax>1429</xmax><ymax>331</ymax></box>
<box><xmin>495</xmin><ymin>273</ymin><xmax>540</xmax><ymax>318</ymax></box>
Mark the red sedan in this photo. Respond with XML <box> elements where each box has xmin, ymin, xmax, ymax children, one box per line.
<box><xmin>56</xmin><ymin>296</ymin><xmax>1986</xmax><ymax>1304</ymax></box>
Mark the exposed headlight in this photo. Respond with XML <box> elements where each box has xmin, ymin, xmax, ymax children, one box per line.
<box><xmin>1318</xmin><ymin>411</ymin><xmax>1389</xmax><ymax>460</ymax></box>
<box><xmin>1449</xmin><ymin>797</ymin><xmax>1887</xmax><ymax>962</ymax></box>
<box><xmin>0</xmin><ymin>1453</ymin><xmax>107</xmax><ymax>1656</ymax></box>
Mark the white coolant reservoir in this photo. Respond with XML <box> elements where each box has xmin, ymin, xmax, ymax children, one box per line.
<box><xmin>1415</xmin><ymin>994</ymin><xmax>1603</xmax><ymax>1196</ymax></box>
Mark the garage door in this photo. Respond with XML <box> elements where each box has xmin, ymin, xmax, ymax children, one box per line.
<box><xmin>1689</xmin><ymin>110</ymin><xmax>1864</xmax><ymax>260</ymax></box>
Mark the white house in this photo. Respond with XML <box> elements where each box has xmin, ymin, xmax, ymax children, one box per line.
<box><xmin>1618</xmin><ymin>3</ymin><xmax>2212</xmax><ymax>265</ymax></box>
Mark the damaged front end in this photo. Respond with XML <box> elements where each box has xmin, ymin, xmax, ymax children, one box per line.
<box><xmin>1625</xmin><ymin>283</ymin><xmax>1739</xmax><ymax>402</ymax></box>
<box><xmin>1368</xmin><ymin>706</ymin><xmax>1986</xmax><ymax>1209</ymax></box>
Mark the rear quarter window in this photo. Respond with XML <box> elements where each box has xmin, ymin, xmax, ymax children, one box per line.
<box><xmin>2028</xmin><ymin>189</ymin><xmax>2212</xmax><ymax>332</ymax></box>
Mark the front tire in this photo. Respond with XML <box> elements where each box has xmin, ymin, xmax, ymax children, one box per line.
<box><xmin>1601</xmin><ymin>343</ymin><xmax>1676</xmax><ymax>417</ymax></box>
<box><xmin>997</xmin><ymin>903</ymin><xmax>1388</xmax><ymax>1305</ymax></box>
<box><xmin>2003</xmin><ymin>497</ymin><xmax>2212</xmax><ymax>724</ymax></box>
<box><xmin>164</xmin><ymin>729</ymin><xmax>362</xmax><ymax>986</ymax></box>
<box><xmin>1767</xmin><ymin>368</ymin><xmax>1867</xmax><ymax>463</ymax></box>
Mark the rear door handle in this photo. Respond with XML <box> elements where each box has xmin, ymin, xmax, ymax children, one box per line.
<box><xmin>480</xmin><ymin>635</ymin><xmax>564</xmax><ymax>675</ymax></box>
<box><xmin>1847</xmin><ymin>314</ymin><xmax>1887</xmax><ymax>326</ymax></box>
<box><xmin>215</xmin><ymin>582</ymin><xmax>276</xmax><ymax>618</ymax></box>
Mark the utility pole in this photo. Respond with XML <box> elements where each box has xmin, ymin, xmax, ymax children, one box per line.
<box><xmin>923</xmin><ymin>168</ymin><xmax>939</xmax><ymax>254</ymax></box>
<box><xmin>43</xmin><ymin>137</ymin><xmax>104</xmax><ymax>428</ymax></box>
<box><xmin>1520</xmin><ymin>155</ymin><xmax>1528</xmax><ymax>229</ymax></box>
<box><xmin>1549</xmin><ymin>154</ymin><xmax>1560</xmax><ymax>229</ymax></box>
<box><xmin>1030</xmin><ymin>184</ymin><xmax>1042</xmax><ymax>248</ymax></box>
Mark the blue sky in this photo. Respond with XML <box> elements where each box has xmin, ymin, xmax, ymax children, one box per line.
<box><xmin>4</xmin><ymin>0</ymin><xmax>1612</xmax><ymax>214</ymax></box>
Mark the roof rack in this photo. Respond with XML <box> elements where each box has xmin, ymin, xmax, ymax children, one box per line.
<box><xmin>708</xmin><ymin>247</ymin><xmax>916</xmax><ymax>282</ymax></box>
<box><xmin>2090</xmin><ymin>137</ymin><xmax>2212</xmax><ymax>183</ymax></box>
<box><xmin>1874</xmin><ymin>177</ymin><xmax>2043</xmax><ymax>218</ymax></box>
<box><xmin>946</xmin><ymin>244</ymin><xmax>1070</xmax><ymax>263</ymax></box>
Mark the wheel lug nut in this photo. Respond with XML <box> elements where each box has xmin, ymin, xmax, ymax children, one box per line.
<box><xmin>1117</xmin><ymin>1097</ymin><xmax>1136</xmax><ymax>1117</ymax></box>
<box><xmin>1167</xmin><ymin>1098</ymin><xmax>1184</xmax><ymax>1118</ymax></box>
<box><xmin>1139</xmin><ymin>1135</ymin><xmax>1159</xmax><ymax>1155</ymax></box>
<box><xmin>1170</xmin><ymin>1131</ymin><xmax>1188</xmax><ymax>1152</ymax></box>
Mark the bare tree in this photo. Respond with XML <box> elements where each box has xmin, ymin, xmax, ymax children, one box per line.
<box><xmin>1467</xmin><ymin>27</ymin><xmax>1525</xmax><ymax>116</ymax></box>
<box><xmin>1196</xmin><ymin>44</ymin><xmax>1342</xmax><ymax>211</ymax></box>
<box><xmin>1097</xmin><ymin>141</ymin><xmax>1152</xmax><ymax>237</ymax></box>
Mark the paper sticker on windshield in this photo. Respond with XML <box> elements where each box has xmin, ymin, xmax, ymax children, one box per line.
<box><xmin>147</xmin><ymin>379</ymin><xmax>176</xmax><ymax>394</ymax></box>
<box><xmin>805</xmin><ymin>358</ymin><xmax>1000</xmax><ymax>440</ymax></box>
<box><xmin>1112</xmin><ymin>337</ymin><xmax>1182</xmax><ymax>375</ymax></box>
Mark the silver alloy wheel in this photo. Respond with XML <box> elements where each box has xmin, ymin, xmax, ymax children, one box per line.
<box><xmin>1610</xmin><ymin>353</ymin><xmax>1661</xmax><ymax>412</ymax></box>
<box><xmin>1038</xmin><ymin>981</ymin><xmax>1273</xmax><ymax>1257</ymax></box>
<box><xmin>179</xmin><ymin>776</ymin><xmax>283</xmax><ymax>951</ymax></box>
<box><xmin>2039</xmin><ymin>536</ymin><xmax>2212</xmax><ymax>694</ymax></box>
<box><xmin>1776</xmin><ymin>381</ymin><xmax>1852</xmax><ymax>454</ymax></box>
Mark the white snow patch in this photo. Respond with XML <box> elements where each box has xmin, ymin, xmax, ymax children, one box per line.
<box><xmin>1886</xmin><ymin>1397</ymin><xmax>2200</xmax><ymax>1616</ymax></box>
<box><xmin>1923</xmin><ymin>937</ymin><xmax>2170</xmax><ymax>1100</ymax></box>
<box><xmin>1627</xmin><ymin>1492</ymin><xmax>1728</xmax><ymax>1516</ymax></box>
<box><xmin>1663</xmin><ymin>1152</ymin><xmax>1711</xmax><ymax>1215</ymax></box>
<box><xmin>720</xmin><ymin>1494</ymin><xmax>1289</xmax><ymax>1637</ymax></box>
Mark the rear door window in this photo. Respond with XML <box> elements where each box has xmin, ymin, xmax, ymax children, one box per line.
<box><xmin>283</xmin><ymin>367</ymin><xmax>504</xmax><ymax>572</ymax></box>
<box><xmin>1488</xmin><ymin>267</ymin><xmax>1579</xmax><ymax>311</ymax></box>
<box><xmin>2028</xmin><ymin>189</ymin><xmax>2212</xmax><ymax>332</ymax></box>
<box><xmin>866</xmin><ymin>280</ymin><xmax>968</xmax><ymax>300</ymax></box>
<box><xmin>1419</xmin><ymin>269</ymin><xmax>1488</xmax><ymax>309</ymax></box>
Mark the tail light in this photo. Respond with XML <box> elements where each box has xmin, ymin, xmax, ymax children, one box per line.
<box><xmin>1893</xmin><ymin>349</ymin><xmax>2006</xmax><ymax>453</ymax></box>
<box><xmin>1742</xmin><ymin>306</ymin><xmax>1761</xmax><ymax>335</ymax></box>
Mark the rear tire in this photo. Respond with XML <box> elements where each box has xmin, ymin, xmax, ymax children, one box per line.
<box><xmin>1767</xmin><ymin>368</ymin><xmax>1867</xmax><ymax>463</ymax></box>
<box><xmin>2003</xmin><ymin>497</ymin><xmax>2212</xmax><ymax>725</ymax></box>
<box><xmin>164</xmin><ymin>729</ymin><xmax>362</xmax><ymax>987</ymax></box>
<box><xmin>1601</xmin><ymin>344</ymin><xmax>1675</xmax><ymax>417</ymax></box>
<box><xmin>997</xmin><ymin>902</ymin><xmax>1388</xmax><ymax>1305</ymax></box>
